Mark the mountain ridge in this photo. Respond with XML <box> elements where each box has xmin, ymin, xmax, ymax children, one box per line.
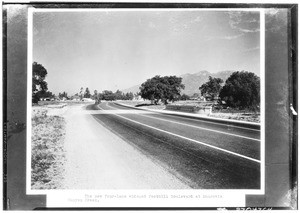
<box><xmin>122</xmin><ymin>70</ymin><xmax>235</xmax><ymax>96</ymax></box>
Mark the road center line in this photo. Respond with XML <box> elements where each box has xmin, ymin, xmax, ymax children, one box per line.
<box><xmin>159</xmin><ymin>112</ymin><xmax>261</xmax><ymax>132</ymax></box>
<box><xmin>104</xmin><ymin>103</ymin><xmax>260</xmax><ymax>163</ymax></box>
<box><xmin>139</xmin><ymin>114</ymin><xmax>260</xmax><ymax>142</ymax></box>
<box><xmin>107</xmin><ymin>103</ymin><xmax>260</xmax><ymax>142</ymax></box>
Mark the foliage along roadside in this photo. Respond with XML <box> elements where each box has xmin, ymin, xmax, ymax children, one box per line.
<box><xmin>31</xmin><ymin>109</ymin><xmax>66</xmax><ymax>189</ymax></box>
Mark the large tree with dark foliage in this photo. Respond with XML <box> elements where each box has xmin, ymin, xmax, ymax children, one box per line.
<box><xmin>219</xmin><ymin>71</ymin><xmax>260</xmax><ymax>109</ymax></box>
<box><xmin>32</xmin><ymin>62</ymin><xmax>48</xmax><ymax>103</ymax></box>
<box><xmin>139</xmin><ymin>75</ymin><xmax>185</xmax><ymax>104</ymax></box>
<box><xmin>199</xmin><ymin>76</ymin><xmax>223</xmax><ymax>100</ymax></box>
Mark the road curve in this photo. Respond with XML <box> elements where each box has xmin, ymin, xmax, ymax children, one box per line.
<box><xmin>88</xmin><ymin>102</ymin><xmax>261</xmax><ymax>189</ymax></box>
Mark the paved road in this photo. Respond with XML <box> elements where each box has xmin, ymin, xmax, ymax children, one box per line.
<box><xmin>62</xmin><ymin>104</ymin><xmax>189</xmax><ymax>189</ymax></box>
<box><xmin>88</xmin><ymin>102</ymin><xmax>261</xmax><ymax>189</ymax></box>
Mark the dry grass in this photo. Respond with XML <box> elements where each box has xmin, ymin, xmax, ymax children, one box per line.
<box><xmin>31</xmin><ymin>108</ymin><xmax>66</xmax><ymax>189</ymax></box>
<box><xmin>210</xmin><ymin>107</ymin><xmax>260</xmax><ymax>123</ymax></box>
<box><xmin>209</xmin><ymin>112</ymin><xmax>260</xmax><ymax>123</ymax></box>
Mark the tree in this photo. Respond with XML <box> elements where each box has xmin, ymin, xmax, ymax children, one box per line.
<box><xmin>199</xmin><ymin>76</ymin><xmax>223</xmax><ymax>100</ymax></box>
<box><xmin>79</xmin><ymin>87</ymin><xmax>83</xmax><ymax>100</ymax></box>
<box><xmin>134</xmin><ymin>92</ymin><xmax>140</xmax><ymax>100</ymax></box>
<box><xmin>42</xmin><ymin>91</ymin><xmax>54</xmax><ymax>98</ymax></box>
<box><xmin>114</xmin><ymin>90</ymin><xmax>123</xmax><ymax>100</ymax></box>
<box><xmin>35</xmin><ymin>91</ymin><xmax>54</xmax><ymax>101</ymax></box>
<box><xmin>84</xmin><ymin>87</ymin><xmax>91</xmax><ymax>98</ymax></box>
<box><xmin>98</xmin><ymin>93</ymin><xmax>104</xmax><ymax>101</ymax></box>
<box><xmin>58</xmin><ymin>91</ymin><xmax>68</xmax><ymax>99</ymax></box>
<box><xmin>125</xmin><ymin>92</ymin><xmax>134</xmax><ymax>100</ymax></box>
<box><xmin>139</xmin><ymin>75</ymin><xmax>185</xmax><ymax>105</ymax></box>
<box><xmin>92</xmin><ymin>90</ymin><xmax>98</xmax><ymax>100</ymax></box>
<box><xmin>219</xmin><ymin>71</ymin><xmax>260</xmax><ymax>109</ymax></box>
<box><xmin>180</xmin><ymin>94</ymin><xmax>190</xmax><ymax>100</ymax></box>
<box><xmin>32</xmin><ymin>62</ymin><xmax>48</xmax><ymax>103</ymax></box>
<box><xmin>102</xmin><ymin>90</ymin><xmax>115</xmax><ymax>101</ymax></box>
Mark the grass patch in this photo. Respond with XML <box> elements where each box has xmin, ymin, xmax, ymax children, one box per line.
<box><xmin>31</xmin><ymin>108</ymin><xmax>66</xmax><ymax>189</ymax></box>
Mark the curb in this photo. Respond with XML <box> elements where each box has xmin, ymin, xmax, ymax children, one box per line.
<box><xmin>114</xmin><ymin>102</ymin><xmax>260</xmax><ymax>130</ymax></box>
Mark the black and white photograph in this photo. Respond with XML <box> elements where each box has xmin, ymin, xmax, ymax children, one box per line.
<box><xmin>29</xmin><ymin>8</ymin><xmax>263</xmax><ymax>194</ymax></box>
<box><xmin>2</xmin><ymin>1</ymin><xmax>297</xmax><ymax>210</ymax></box>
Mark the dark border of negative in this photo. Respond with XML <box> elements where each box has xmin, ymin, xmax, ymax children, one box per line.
<box><xmin>2</xmin><ymin>2</ymin><xmax>298</xmax><ymax>211</ymax></box>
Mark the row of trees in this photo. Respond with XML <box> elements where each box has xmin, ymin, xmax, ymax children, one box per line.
<box><xmin>60</xmin><ymin>87</ymin><xmax>94</xmax><ymax>100</ymax></box>
<box><xmin>57</xmin><ymin>88</ymin><xmax>135</xmax><ymax>102</ymax></box>
<box><xmin>94</xmin><ymin>90</ymin><xmax>135</xmax><ymax>102</ymax></box>
<box><xmin>32</xmin><ymin>62</ymin><xmax>259</xmax><ymax>109</ymax></box>
<box><xmin>79</xmin><ymin>87</ymin><xmax>92</xmax><ymax>99</ymax></box>
<box><xmin>58</xmin><ymin>91</ymin><xmax>68</xmax><ymax>99</ymax></box>
<box><xmin>32</xmin><ymin>62</ymin><xmax>134</xmax><ymax>103</ymax></box>
<box><xmin>199</xmin><ymin>71</ymin><xmax>260</xmax><ymax>109</ymax></box>
<box><xmin>139</xmin><ymin>71</ymin><xmax>260</xmax><ymax>109</ymax></box>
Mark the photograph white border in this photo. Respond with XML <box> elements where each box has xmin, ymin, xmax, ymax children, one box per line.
<box><xmin>26</xmin><ymin>7</ymin><xmax>266</xmax><ymax>207</ymax></box>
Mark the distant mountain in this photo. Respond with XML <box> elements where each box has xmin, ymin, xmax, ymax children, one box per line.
<box><xmin>122</xmin><ymin>70</ymin><xmax>235</xmax><ymax>96</ymax></box>
<box><xmin>122</xmin><ymin>84</ymin><xmax>140</xmax><ymax>94</ymax></box>
<box><xmin>180</xmin><ymin>70</ymin><xmax>235</xmax><ymax>96</ymax></box>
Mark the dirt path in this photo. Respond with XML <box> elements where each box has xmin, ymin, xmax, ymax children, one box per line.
<box><xmin>61</xmin><ymin>104</ymin><xmax>189</xmax><ymax>189</ymax></box>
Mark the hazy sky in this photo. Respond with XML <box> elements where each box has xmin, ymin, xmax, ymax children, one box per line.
<box><xmin>33</xmin><ymin>10</ymin><xmax>260</xmax><ymax>95</ymax></box>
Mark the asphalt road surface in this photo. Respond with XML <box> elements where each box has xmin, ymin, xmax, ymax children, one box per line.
<box><xmin>87</xmin><ymin>102</ymin><xmax>261</xmax><ymax>189</ymax></box>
